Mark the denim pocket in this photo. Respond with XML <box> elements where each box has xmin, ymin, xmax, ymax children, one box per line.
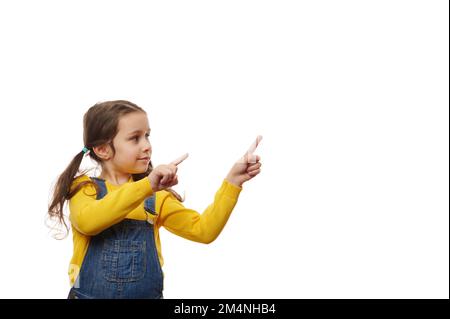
<box><xmin>102</xmin><ymin>239</ymin><xmax>146</xmax><ymax>283</ymax></box>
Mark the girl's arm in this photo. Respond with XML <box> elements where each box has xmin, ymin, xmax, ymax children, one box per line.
<box><xmin>157</xmin><ymin>135</ymin><xmax>262</xmax><ymax>244</ymax></box>
<box><xmin>69</xmin><ymin>175</ymin><xmax>153</xmax><ymax>236</ymax></box>
<box><xmin>69</xmin><ymin>154</ymin><xmax>189</xmax><ymax>236</ymax></box>
<box><xmin>157</xmin><ymin>179</ymin><xmax>242</xmax><ymax>244</ymax></box>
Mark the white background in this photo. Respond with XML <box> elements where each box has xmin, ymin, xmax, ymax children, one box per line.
<box><xmin>0</xmin><ymin>0</ymin><xmax>448</xmax><ymax>299</ymax></box>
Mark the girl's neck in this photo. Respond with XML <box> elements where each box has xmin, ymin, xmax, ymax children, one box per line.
<box><xmin>98</xmin><ymin>173</ymin><xmax>132</xmax><ymax>186</ymax></box>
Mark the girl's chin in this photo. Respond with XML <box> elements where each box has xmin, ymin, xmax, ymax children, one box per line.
<box><xmin>130</xmin><ymin>165</ymin><xmax>149</xmax><ymax>174</ymax></box>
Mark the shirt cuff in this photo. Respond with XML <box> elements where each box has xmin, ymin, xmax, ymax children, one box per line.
<box><xmin>221</xmin><ymin>179</ymin><xmax>242</xmax><ymax>199</ymax></box>
<box><xmin>135</xmin><ymin>176</ymin><xmax>154</xmax><ymax>198</ymax></box>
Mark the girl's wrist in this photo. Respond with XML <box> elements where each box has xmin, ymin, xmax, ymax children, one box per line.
<box><xmin>225</xmin><ymin>176</ymin><xmax>242</xmax><ymax>188</ymax></box>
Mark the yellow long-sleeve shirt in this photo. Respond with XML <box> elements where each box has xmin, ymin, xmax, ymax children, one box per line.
<box><xmin>68</xmin><ymin>175</ymin><xmax>242</xmax><ymax>287</ymax></box>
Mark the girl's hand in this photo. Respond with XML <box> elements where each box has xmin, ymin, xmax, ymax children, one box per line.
<box><xmin>225</xmin><ymin>135</ymin><xmax>263</xmax><ymax>188</ymax></box>
<box><xmin>148</xmin><ymin>153</ymin><xmax>189</xmax><ymax>192</ymax></box>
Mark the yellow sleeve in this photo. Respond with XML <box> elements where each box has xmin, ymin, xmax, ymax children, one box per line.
<box><xmin>157</xmin><ymin>179</ymin><xmax>242</xmax><ymax>244</ymax></box>
<box><xmin>69</xmin><ymin>175</ymin><xmax>153</xmax><ymax>236</ymax></box>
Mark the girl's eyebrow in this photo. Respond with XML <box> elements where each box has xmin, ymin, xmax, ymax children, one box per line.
<box><xmin>127</xmin><ymin>129</ymin><xmax>151</xmax><ymax>135</ymax></box>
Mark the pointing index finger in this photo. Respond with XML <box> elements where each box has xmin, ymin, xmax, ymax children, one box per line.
<box><xmin>170</xmin><ymin>153</ymin><xmax>189</xmax><ymax>166</ymax></box>
<box><xmin>246</xmin><ymin>135</ymin><xmax>263</xmax><ymax>155</ymax></box>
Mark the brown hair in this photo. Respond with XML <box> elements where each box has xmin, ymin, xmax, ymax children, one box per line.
<box><xmin>47</xmin><ymin>100</ymin><xmax>184</xmax><ymax>239</ymax></box>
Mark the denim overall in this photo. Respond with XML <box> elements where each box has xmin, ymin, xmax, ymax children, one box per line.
<box><xmin>68</xmin><ymin>177</ymin><xmax>164</xmax><ymax>299</ymax></box>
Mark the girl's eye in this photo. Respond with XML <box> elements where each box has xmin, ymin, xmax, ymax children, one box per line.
<box><xmin>131</xmin><ymin>134</ymin><xmax>150</xmax><ymax>142</ymax></box>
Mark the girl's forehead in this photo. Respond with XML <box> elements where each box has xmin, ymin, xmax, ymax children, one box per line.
<box><xmin>118</xmin><ymin>112</ymin><xmax>150</xmax><ymax>132</ymax></box>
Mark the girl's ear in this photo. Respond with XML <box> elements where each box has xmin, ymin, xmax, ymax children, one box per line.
<box><xmin>93</xmin><ymin>143</ymin><xmax>112</xmax><ymax>160</ymax></box>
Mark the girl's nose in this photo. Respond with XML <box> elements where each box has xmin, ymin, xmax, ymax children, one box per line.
<box><xmin>143</xmin><ymin>141</ymin><xmax>152</xmax><ymax>152</ymax></box>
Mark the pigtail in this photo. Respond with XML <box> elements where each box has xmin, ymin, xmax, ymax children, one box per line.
<box><xmin>47</xmin><ymin>150</ymin><xmax>98</xmax><ymax>239</ymax></box>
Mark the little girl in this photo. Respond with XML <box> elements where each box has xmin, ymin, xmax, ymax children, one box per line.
<box><xmin>48</xmin><ymin>100</ymin><xmax>262</xmax><ymax>299</ymax></box>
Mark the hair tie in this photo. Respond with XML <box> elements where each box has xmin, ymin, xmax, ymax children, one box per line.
<box><xmin>82</xmin><ymin>147</ymin><xmax>90</xmax><ymax>156</ymax></box>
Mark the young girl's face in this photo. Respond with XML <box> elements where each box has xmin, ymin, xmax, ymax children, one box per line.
<box><xmin>109</xmin><ymin>111</ymin><xmax>152</xmax><ymax>174</ymax></box>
